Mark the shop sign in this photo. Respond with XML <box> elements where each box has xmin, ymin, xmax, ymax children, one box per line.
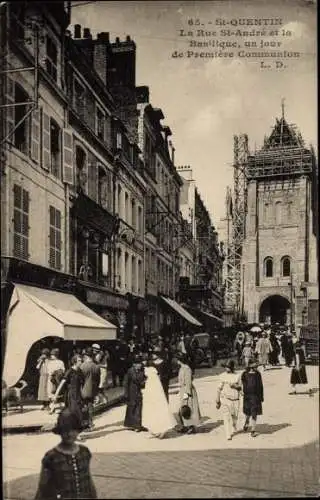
<box><xmin>86</xmin><ymin>289</ymin><xmax>129</xmax><ymax>310</ymax></box>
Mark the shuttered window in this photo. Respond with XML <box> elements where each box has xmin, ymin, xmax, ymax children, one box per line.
<box><xmin>13</xmin><ymin>184</ymin><xmax>29</xmax><ymax>260</ymax></box>
<box><xmin>49</xmin><ymin>205</ymin><xmax>62</xmax><ymax>270</ymax></box>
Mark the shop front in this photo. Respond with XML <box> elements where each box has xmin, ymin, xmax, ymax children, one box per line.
<box><xmin>1</xmin><ymin>257</ymin><xmax>117</xmax><ymax>395</ymax></box>
<box><xmin>160</xmin><ymin>295</ymin><xmax>202</xmax><ymax>337</ymax></box>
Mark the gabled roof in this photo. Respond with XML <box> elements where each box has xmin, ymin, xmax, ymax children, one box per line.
<box><xmin>262</xmin><ymin>117</ymin><xmax>305</xmax><ymax>150</ymax></box>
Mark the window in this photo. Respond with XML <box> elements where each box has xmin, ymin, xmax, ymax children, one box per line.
<box><xmin>74</xmin><ymin>78</ymin><xmax>86</xmax><ymax>118</ymax></box>
<box><xmin>138</xmin><ymin>206</ymin><xmax>142</xmax><ymax>235</ymax></box>
<box><xmin>96</xmin><ymin>107</ymin><xmax>105</xmax><ymax>140</ymax></box>
<box><xmin>125</xmin><ymin>252</ymin><xmax>129</xmax><ymax>289</ymax></box>
<box><xmin>132</xmin><ymin>255</ymin><xmax>136</xmax><ymax>293</ymax></box>
<box><xmin>13</xmin><ymin>184</ymin><xmax>29</xmax><ymax>260</ymax></box>
<box><xmin>46</xmin><ymin>36</ymin><xmax>58</xmax><ymax>82</ymax></box>
<box><xmin>275</xmin><ymin>201</ymin><xmax>282</xmax><ymax>225</ymax></box>
<box><xmin>264</xmin><ymin>257</ymin><xmax>273</xmax><ymax>277</ymax></box>
<box><xmin>98</xmin><ymin>166</ymin><xmax>111</xmax><ymax>210</ymax></box>
<box><xmin>125</xmin><ymin>192</ymin><xmax>129</xmax><ymax>223</ymax></box>
<box><xmin>49</xmin><ymin>206</ymin><xmax>62</xmax><ymax>270</ymax></box>
<box><xmin>50</xmin><ymin>119</ymin><xmax>61</xmax><ymax>178</ymax></box>
<box><xmin>14</xmin><ymin>84</ymin><xmax>29</xmax><ymax>154</ymax></box>
<box><xmin>76</xmin><ymin>146</ymin><xmax>87</xmax><ymax>191</ymax></box>
<box><xmin>282</xmin><ymin>256</ymin><xmax>291</xmax><ymax>277</ymax></box>
<box><xmin>131</xmin><ymin>198</ymin><xmax>136</xmax><ymax>229</ymax></box>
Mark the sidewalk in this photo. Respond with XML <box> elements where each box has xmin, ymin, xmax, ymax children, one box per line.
<box><xmin>2</xmin><ymin>386</ymin><xmax>125</xmax><ymax>435</ymax></box>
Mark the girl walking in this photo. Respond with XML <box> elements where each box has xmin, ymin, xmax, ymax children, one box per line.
<box><xmin>289</xmin><ymin>340</ymin><xmax>312</xmax><ymax>395</ymax></box>
<box><xmin>34</xmin><ymin>408</ymin><xmax>97</xmax><ymax>499</ymax></box>
<box><xmin>142</xmin><ymin>352</ymin><xmax>176</xmax><ymax>438</ymax></box>
<box><xmin>241</xmin><ymin>358</ymin><xmax>264</xmax><ymax>438</ymax></box>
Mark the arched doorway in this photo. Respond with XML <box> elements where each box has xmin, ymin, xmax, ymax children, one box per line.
<box><xmin>259</xmin><ymin>295</ymin><xmax>291</xmax><ymax>325</ymax></box>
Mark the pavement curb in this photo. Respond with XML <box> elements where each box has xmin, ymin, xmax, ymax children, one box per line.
<box><xmin>2</xmin><ymin>394</ymin><xmax>125</xmax><ymax>435</ymax></box>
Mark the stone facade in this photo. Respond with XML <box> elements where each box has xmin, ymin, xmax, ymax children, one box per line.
<box><xmin>241</xmin><ymin>117</ymin><xmax>318</xmax><ymax>332</ymax></box>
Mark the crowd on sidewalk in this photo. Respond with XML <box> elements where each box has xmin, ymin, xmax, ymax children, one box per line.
<box><xmin>31</xmin><ymin>324</ymin><xmax>315</xmax><ymax>500</ymax></box>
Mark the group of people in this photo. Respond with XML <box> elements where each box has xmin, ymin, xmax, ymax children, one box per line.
<box><xmin>234</xmin><ymin>328</ymin><xmax>298</xmax><ymax>370</ymax></box>
<box><xmin>123</xmin><ymin>349</ymin><xmax>201</xmax><ymax>437</ymax></box>
<box><xmin>37</xmin><ymin>344</ymin><xmax>110</xmax><ymax>431</ymax></box>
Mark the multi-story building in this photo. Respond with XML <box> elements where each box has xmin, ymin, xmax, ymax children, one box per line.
<box><xmin>68</xmin><ymin>26</ymin><xmax>148</xmax><ymax>338</ymax></box>
<box><xmin>241</xmin><ymin>113</ymin><xmax>318</xmax><ymax>333</ymax></box>
<box><xmin>1</xmin><ymin>2</ymin><xmax>119</xmax><ymax>391</ymax></box>
<box><xmin>177</xmin><ymin>167</ymin><xmax>224</xmax><ymax>331</ymax></box>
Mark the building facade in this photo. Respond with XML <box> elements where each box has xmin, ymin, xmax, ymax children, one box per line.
<box><xmin>241</xmin><ymin>115</ymin><xmax>318</xmax><ymax>334</ymax></box>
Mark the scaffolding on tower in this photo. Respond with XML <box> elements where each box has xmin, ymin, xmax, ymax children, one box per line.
<box><xmin>223</xmin><ymin>134</ymin><xmax>249</xmax><ymax>320</ymax></box>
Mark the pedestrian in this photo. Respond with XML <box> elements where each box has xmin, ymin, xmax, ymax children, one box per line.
<box><xmin>234</xmin><ymin>331</ymin><xmax>245</xmax><ymax>366</ymax></box>
<box><xmin>177</xmin><ymin>334</ymin><xmax>186</xmax><ymax>354</ymax></box>
<box><xmin>216</xmin><ymin>359</ymin><xmax>241</xmax><ymax>440</ymax></box>
<box><xmin>241</xmin><ymin>341</ymin><xmax>253</xmax><ymax>368</ymax></box>
<box><xmin>255</xmin><ymin>332</ymin><xmax>272</xmax><ymax>370</ymax></box>
<box><xmin>142</xmin><ymin>352</ymin><xmax>176</xmax><ymax>439</ymax></box>
<box><xmin>269</xmin><ymin>332</ymin><xmax>280</xmax><ymax>366</ymax></box>
<box><xmin>154</xmin><ymin>345</ymin><xmax>172</xmax><ymax>402</ymax></box>
<box><xmin>123</xmin><ymin>353</ymin><xmax>147</xmax><ymax>432</ymax></box>
<box><xmin>285</xmin><ymin>334</ymin><xmax>295</xmax><ymax>367</ymax></box>
<box><xmin>47</xmin><ymin>349</ymin><xmax>65</xmax><ymax>405</ymax></box>
<box><xmin>289</xmin><ymin>340</ymin><xmax>312</xmax><ymax>396</ymax></box>
<box><xmin>80</xmin><ymin>348</ymin><xmax>100</xmax><ymax>431</ymax></box>
<box><xmin>50</xmin><ymin>355</ymin><xmax>84</xmax><ymax>431</ymax></box>
<box><xmin>241</xmin><ymin>358</ymin><xmax>264</xmax><ymax>438</ymax></box>
<box><xmin>92</xmin><ymin>343</ymin><xmax>109</xmax><ymax>404</ymax></box>
<box><xmin>34</xmin><ymin>408</ymin><xmax>97</xmax><ymax>499</ymax></box>
<box><xmin>36</xmin><ymin>348</ymin><xmax>50</xmax><ymax>410</ymax></box>
<box><xmin>175</xmin><ymin>351</ymin><xmax>201</xmax><ymax>434</ymax></box>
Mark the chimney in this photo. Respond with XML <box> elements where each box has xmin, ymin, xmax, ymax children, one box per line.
<box><xmin>74</xmin><ymin>24</ymin><xmax>81</xmax><ymax>39</ymax></box>
<box><xmin>97</xmin><ymin>32</ymin><xmax>110</xmax><ymax>43</ymax></box>
<box><xmin>83</xmin><ymin>28</ymin><xmax>92</xmax><ymax>39</ymax></box>
<box><xmin>126</xmin><ymin>35</ymin><xmax>131</xmax><ymax>42</ymax></box>
<box><xmin>115</xmin><ymin>36</ymin><xmax>120</xmax><ymax>44</ymax></box>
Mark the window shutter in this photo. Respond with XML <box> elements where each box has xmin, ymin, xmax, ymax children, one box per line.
<box><xmin>6</xmin><ymin>77</ymin><xmax>15</xmax><ymax>141</ymax></box>
<box><xmin>62</xmin><ymin>128</ymin><xmax>73</xmax><ymax>184</ymax></box>
<box><xmin>31</xmin><ymin>107</ymin><xmax>40</xmax><ymax>162</ymax></box>
<box><xmin>42</xmin><ymin>110</ymin><xmax>51</xmax><ymax>171</ymax></box>
<box><xmin>116</xmin><ymin>132</ymin><xmax>122</xmax><ymax>150</ymax></box>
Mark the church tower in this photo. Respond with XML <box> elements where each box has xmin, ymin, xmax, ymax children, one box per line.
<box><xmin>241</xmin><ymin>108</ymin><xmax>318</xmax><ymax>333</ymax></box>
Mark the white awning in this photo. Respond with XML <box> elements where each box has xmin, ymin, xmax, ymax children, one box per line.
<box><xmin>161</xmin><ymin>296</ymin><xmax>202</xmax><ymax>327</ymax></box>
<box><xmin>3</xmin><ymin>284</ymin><xmax>117</xmax><ymax>387</ymax></box>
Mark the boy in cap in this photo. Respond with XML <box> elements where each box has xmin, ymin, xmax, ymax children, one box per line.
<box><xmin>216</xmin><ymin>359</ymin><xmax>241</xmax><ymax>440</ymax></box>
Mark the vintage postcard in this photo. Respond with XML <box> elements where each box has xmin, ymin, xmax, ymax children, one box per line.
<box><xmin>1</xmin><ymin>0</ymin><xmax>318</xmax><ymax>498</ymax></box>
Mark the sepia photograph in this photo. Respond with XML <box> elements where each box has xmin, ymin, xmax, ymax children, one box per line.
<box><xmin>1</xmin><ymin>0</ymin><xmax>318</xmax><ymax>498</ymax></box>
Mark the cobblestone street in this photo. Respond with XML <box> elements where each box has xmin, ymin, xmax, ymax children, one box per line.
<box><xmin>3</xmin><ymin>364</ymin><xmax>319</xmax><ymax>498</ymax></box>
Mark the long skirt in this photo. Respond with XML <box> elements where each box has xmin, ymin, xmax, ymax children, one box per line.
<box><xmin>290</xmin><ymin>365</ymin><xmax>308</xmax><ymax>385</ymax></box>
<box><xmin>124</xmin><ymin>396</ymin><xmax>143</xmax><ymax>429</ymax></box>
<box><xmin>37</xmin><ymin>373</ymin><xmax>49</xmax><ymax>401</ymax></box>
<box><xmin>142</xmin><ymin>368</ymin><xmax>176</xmax><ymax>434</ymax></box>
<box><xmin>243</xmin><ymin>394</ymin><xmax>263</xmax><ymax>418</ymax></box>
<box><xmin>177</xmin><ymin>384</ymin><xmax>201</xmax><ymax>427</ymax></box>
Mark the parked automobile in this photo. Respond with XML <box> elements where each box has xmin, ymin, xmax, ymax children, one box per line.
<box><xmin>192</xmin><ymin>333</ymin><xmax>215</xmax><ymax>368</ymax></box>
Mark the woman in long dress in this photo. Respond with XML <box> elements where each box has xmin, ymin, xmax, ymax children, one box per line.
<box><xmin>37</xmin><ymin>348</ymin><xmax>50</xmax><ymax>409</ymax></box>
<box><xmin>175</xmin><ymin>351</ymin><xmax>201</xmax><ymax>434</ymax></box>
<box><xmin>52</xmin><ymin>355</ymin><xmax>85</xmax><ymax>426</ymax></box>
<box><xmin>142</xmin><ymin>353</ymin><xmax>177</xmax><ymax>439</ymax></box>
<box><xmin>289</xmin><ymin>341</ymin><xmax>312</xmax><ymax>395</ymax></box>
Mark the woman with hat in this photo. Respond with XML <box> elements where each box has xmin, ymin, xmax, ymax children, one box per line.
<box><xmin>34</xmin><ymin>408</ymin><xmax>97</xmax><ymax>499</ymax></box>
<box><xmin>175</xmin><ymin>351</ymin><xmax>201</xmax><ymax>434</ymax></box>
<box><xmin>241</xmin><ymin>358</ymin><xmax>264</xmax><ymax>437</ymax></box>
<box><xmin>123</xmin><ymin>353</ymin><xmax>147</xmax><ymax>432</ymax></box>
<box><xmin>141</xmin><ymin>351</ymin><xmax>177</xmax><ymax>438</ymax></box>
<box><xmin>216</xmin><ymin>360</ymin><xmax>241</xmax><ymax>441</ymax></box>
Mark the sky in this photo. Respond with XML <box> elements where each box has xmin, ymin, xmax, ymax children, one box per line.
<box><xmin>70</xmin><ymin>0</ymin><xmax>317</xmax><ymax>225</ymax></box>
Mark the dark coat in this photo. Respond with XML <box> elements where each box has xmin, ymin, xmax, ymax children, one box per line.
<box><xmin>241</xmin><ymin>369</ymin><xmax>264</xmax><ymax>417</ymax></box>
<box><xmin>80</xmin><ymin>359</ymin><xmax>100</xmax><ymax>401</ymax></box>
<box><xmin>123</xmin><ymin>365</ymin><xmax>147</xmax><ymax>429</ymax></box>
<box><xmin>63</xmin><ymin>367</ymin><xmax>85</xmax><ymax>424</ymax></box>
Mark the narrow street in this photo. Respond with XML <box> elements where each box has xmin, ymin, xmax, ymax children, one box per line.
<box><xmin>3</xmin><ymin>364</ymin><xmax>319</xmax><ymax>498</ymax></box>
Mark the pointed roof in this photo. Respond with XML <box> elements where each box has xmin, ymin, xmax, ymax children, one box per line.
<box><xmin>262</xmin><ymin>117</ymin><xmax>305</xmax><ymax>150</ymax></box>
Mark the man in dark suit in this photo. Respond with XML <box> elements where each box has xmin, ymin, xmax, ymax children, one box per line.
<box><xmin>80</xmin><ymin>347</ymin><xmax>100</xmax><ymax>430</ymax></box>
